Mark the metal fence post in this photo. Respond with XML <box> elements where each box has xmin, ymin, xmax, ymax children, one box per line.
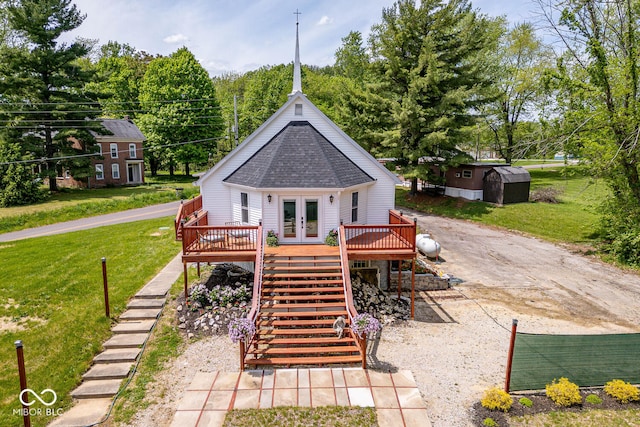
<box><xmin>504</xmin><ymin>319</ymin><xmax>518</xmax><ymax>393</ymax></box>
<box><xmin>15</xmin><ymin>340</ymin><xmax>31</xmax><ymax>427</ymax></box>
<box><xmin>102</xmin><ymin>257</ymin><xmax>110</xmax><ymax>318</ymax></box>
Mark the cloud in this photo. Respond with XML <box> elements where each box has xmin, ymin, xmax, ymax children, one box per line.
<box><xmin>317</xmin><ymin>16</ymin><xmax>333</xmax><ymax>26</ymax></box>
<box><xmin>163</xmin><ymin>33</ymin><xmax>189</xmax><ymax>44</ymax></box>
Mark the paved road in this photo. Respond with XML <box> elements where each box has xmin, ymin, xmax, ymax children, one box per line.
<box><xmin>0</xmin><ymin>200</ymin><xmax>181</xmax><ymax>242</ymax></box>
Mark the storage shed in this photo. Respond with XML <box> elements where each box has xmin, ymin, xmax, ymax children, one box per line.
<box><xmin>483</xmin><ymin>166</ymin><xmax>531</xmax><ymax>204</ymax></box>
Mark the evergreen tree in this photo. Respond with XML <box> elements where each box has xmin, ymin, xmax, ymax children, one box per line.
<box><xmin>369</xmin><ymin>0</ymin><xmax>500</xmax><ymax>194</ymax></box>
<box><xmin>0</xmin><ymin>0</ymin><xmax>102</xmax><ymax>192</ymax></box>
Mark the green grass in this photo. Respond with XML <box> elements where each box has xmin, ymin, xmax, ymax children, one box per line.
<box><xmin>0</xmin><ymin>177</ymin><xmax>200</xmax><ymax>234</ymax></box>
<box><xmin>510</xmin><ymin>408</ymin><xmax>640</xmax><ymax>426</ymax></box>
<box><xmin>397</xmin><ymin>166</ymin><xmax>607</xmax><ymax>245</ymax></box>
<box><xmin>223</xmin><ymin>406</ymin><xmax>377</xmax><ymax>427</ymax></box>
<box><xmin>0</xmin><ymin>218</ymin><xmax>181</xmax><ymax>427</ymax></box>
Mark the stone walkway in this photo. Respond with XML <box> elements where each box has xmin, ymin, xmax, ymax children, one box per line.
<box><xmin>171</xmin><ymin>368</ymin><xmax>430</xmax><ymax>427</ymax></box>
<box><xmin>50</xmin><ymin>253</ymin><xmax>184</xmax><ymax>427</ymax></box>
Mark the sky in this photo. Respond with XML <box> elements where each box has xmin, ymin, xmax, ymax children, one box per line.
<box><xmin>60</xmin><ymin>0</ymin><xmax>542</xmax><ymax>77</ymax></box>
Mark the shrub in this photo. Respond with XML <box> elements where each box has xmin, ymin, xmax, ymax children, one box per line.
<box><xmin>266</xmin><ymin>230</ymin><xmax>279</xmax><ymax>247</ymax></box>
<box><xmin>585</xmin><ymin>394</ymin><xmax>603</xmax><ymax>405</ymax></box>
<box><xmin>228</xmin><ymin>317</ymin><xmax>256</xmax><ymax>343</ymax></box>
<box><xmin>483</xmin><ymin>417</ymin><xmax>498</xmax><ymax>427</ymax></box>
<box><xmin>189</xmin><ymin>283</ymin><xmax>211</xmax><ymax>308</ymax></box>
<box><xmin>481</xmin><ymin>387</ymin><xmax>513</xmax><ymax>412</ymax></box>
<box><xmin>545</xmin><ymin>377</ymin><xmax>582</xmax><ymax>407</ymax></box>
<box><xmin>529</xmin><ymin>186</ymin><xmax>562</xmax><ymax>203</ymax></box>
<box><xmin>604</xmin><ymin>379</ymin><xmax>640</xmax><ymax>403</ymax></box>
<box><xmin>325</xmin><ymin>229</ymin><xmax>338</xmax><ymax>246</ymax></box>
<box><xmin>518</xmin><ymin>397</ymin><xmax>533</xmax><ymax>408</ymax></box>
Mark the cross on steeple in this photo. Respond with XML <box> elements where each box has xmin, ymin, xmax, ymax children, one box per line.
<box><xmin>294</xmin><ymin>9</ymin><xmax>302</xmax><ymax>24</ymax></box>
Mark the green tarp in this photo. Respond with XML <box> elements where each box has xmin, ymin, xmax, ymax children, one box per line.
<box><xmin>509</xmin><ymin>332</ymin><xmax>640</xmax><ymax>391</ymax></box>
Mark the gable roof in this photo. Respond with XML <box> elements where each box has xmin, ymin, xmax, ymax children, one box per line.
<box><xmin>224</xmin><ymin>121</ymin><xmax>375</xmax><ymax>189</ymax></box>
<box><xmin>197</xmin><ymin>92</ymin><xmax>400</xmax><ymax>187</ymax></box>
<box><xmin>94</xmin><ymin>119</ymin><xmax>145</xmax><ymax>141</ymax></box>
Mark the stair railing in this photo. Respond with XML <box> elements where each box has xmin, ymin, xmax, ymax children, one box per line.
<box><xmin>338</xmin><ymin>225</ymin><xmax>367</xmax><ymax>369</ymax></box>
<box><xmin>240</xmin><ymin>222</ymin><xmax>264</xmax><ymax>370</ymax></box>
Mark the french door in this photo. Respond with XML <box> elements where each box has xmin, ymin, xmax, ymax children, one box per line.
<box><xmin>281</xmin><ymin>196</ymin><xmax>320</xmax><ymax>243</ymax></box>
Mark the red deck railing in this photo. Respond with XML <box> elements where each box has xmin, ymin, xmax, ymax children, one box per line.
<box><xmin>343</xmin><ymin>210</ymin><xmax>416</xmax><ymax>252</ymax></box>
<box><xmin>240</xmin><ymin>224</ymin><xmax>264</xmax><ymax>370</ymax></box>
<box><xmin>174</xmin><ymin>195</ymin><xmax>203</xmax><ymax>239</ymax></box>
<box><xmin>182</xmin><ymin>224</ymin><xmax>260</xmax><ymax>254</ymax></box>
<box><xmin>339</xmin><ymin>226</ymin><xmax>367</xmax><ymax>369</ymax></box>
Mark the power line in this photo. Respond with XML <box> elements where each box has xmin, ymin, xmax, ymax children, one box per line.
<box><xmin>0</xmin><ymin>136</ymin><xmax>227</xmax><ymax>166</ymax></box>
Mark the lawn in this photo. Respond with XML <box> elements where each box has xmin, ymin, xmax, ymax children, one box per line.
<box><xmin>0</xmin><ymin>217</ymin><xmax>181</xmax><ymax>427</ymax></box>
<box><xmin>396</xmin><ymin>166</ymin><xmax>607</xmax><ymax>246</ymax></box>
<box><xmin>0</xmin><ymin>174</ymin><xmax>199</xmax><ymax>234</ymax></box>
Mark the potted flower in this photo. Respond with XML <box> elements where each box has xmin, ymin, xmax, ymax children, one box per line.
<box><xmin>266</xmin><ymin>230</ymin><xmax>279</xmax><ymax>247</ymax></box>
<box><xmin>325</xmin><ymin>229</ymin><xmax>339</xmax><ymax>246</ymax></box>
<box><xmin>351</xmin><ymin>313</ymin><xmax>382</xmax><ymax>338</ymax></box>
<box><xmin>228</xmin><ymin>317</ymin><xmax>256</xmax><ymax>343</ymax></box>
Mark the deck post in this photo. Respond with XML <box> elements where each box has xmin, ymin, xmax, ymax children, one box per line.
<box><xmin>197</xmin><ymin>262</ymin><xmax>200</xmax><ymax>277</ymax></box>
<box><xmin>360</xmin><ymin>335</ymin><xmax>367</xmax><ymax>369</ymax></box>
<box><xmin>239</xmin><ymin>342</ymin><xmax>246</xmax><ymax>371</ymax></box>
<box><xmin>411</xmin><ymin>258</ymin><xmax>415</xmax><ymax>320</ymax></box>
<box><xmin>183</xmin><ymin>262</ymin><xmax>188</xmax><ymax>302</ymax></box>
<box><xmin>397</xmin><ymin>262</ymin><xmax>402</xmax><ymax>299</ymax></box>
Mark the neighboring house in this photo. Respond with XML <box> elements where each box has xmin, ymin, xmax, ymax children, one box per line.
<box><xmin>58</xmin><ymin>118</ymin><xmax>145</xmax><ymax>188</ymax></box>
<box><xmin>430</xmin><ymin>163</ymin><xmax>531</xmax><ymax>204</ymax></box>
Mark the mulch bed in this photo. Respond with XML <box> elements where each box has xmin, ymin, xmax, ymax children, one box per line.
<box><xmin>470</xmin><ymin>389</ymin><xmax>640</xmax><ymax>426</ymax></box>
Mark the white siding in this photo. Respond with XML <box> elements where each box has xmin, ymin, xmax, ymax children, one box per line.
<box><xmin>198</xmin><ymin>93</ymin><xmax>399</xmax><ymax>227</ymax></box>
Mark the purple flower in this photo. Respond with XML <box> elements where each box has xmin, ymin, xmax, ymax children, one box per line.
<box><xmin>351</xmin><ymin>313</ymin><xmax>382</xmax><ymax>338</ymax></box>
<box><xmin>228</xmin><ymin>317</ymin><xmax>256</xmax><ymax>343</ymax></box>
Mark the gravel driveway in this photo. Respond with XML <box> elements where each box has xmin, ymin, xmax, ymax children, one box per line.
<box><xmin>127</xmin><ymin>213</ymin><xmax>640</xmax><ymax>427</ymax></box>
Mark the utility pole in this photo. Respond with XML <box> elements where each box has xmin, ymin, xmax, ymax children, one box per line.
<box><xmin>233</xmin><ymin>95</ymin><xmax>239</xmax><ymax>147</ymax></box>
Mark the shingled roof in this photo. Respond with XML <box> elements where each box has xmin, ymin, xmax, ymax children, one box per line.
<box><xmin>94</xmin><ymin>118</ymin><xmax>145</xmax><ymax>140</ymax></box>
<box><xmin>223</xmin><ymin>121</ymin><xmax>375</xmax><ymax>189</ymax></box>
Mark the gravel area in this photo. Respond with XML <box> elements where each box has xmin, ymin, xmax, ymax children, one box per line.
<box><xmin>125</xmin><ymin>213</ymin><xmax>640</xmax><ymax>427</ymax></box>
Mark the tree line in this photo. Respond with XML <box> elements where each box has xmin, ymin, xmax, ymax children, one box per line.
<box><xmin>0</xmin><ymin>0</ymin><xmax>638</xmax><ymax>266</ymax></box>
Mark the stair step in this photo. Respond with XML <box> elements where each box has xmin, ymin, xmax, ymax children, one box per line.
<box><xmin>257</xmin><ymin>327</ymin><xmax>344</xmax><ymax>336</ymax></box>
<box><xmin>264</xmin><ymin>258</ymin><xmax>340</xmax><ymax>265</ymax></box>
<box><xmin>255</xmin><ymin>337</ymin><xmax>354</xmax><ymax>345</ymax></box>
<box><xmin>257</xmin><ymin>319</ymin><xmax>343</xmax><ymax>327</ymax></box>
<box><xmin>262</xmin><ymin>287</ymin><xmax>344</xmax><ymax>294</ymax></box>
<box><xmin>93</xmin><ymin>348</ymin><xmax>141</xmax><ymax>364</ymax></box>
<box><xmin>82</xmin><ymin>362</ymin><xmax>133</xmax><ymax>380</ymax></box>
<box><xmin>249</xmin><ymin>345</ymin><xmax>360</xmax><ymax>355</ymax></box>
<box><xmin>103</xmin><ymin>333</ymin><xmax>148</xmax><ymax>349</ymax></box>
<box><xmin>261</xmin><ymin>302</ymin><xmax>346</xmax><ymax>310</ymax></box>
<box><xmin>263</xmin><ymin>279</ymin><xmax>344</xmax><ymax>286</ymax></box>
<box><xmin>71</xmin><ymin>379</ymin><xmax>122</xmax><ymax>399</ymax></box>
<box><xmin>263</xmin><ymin>265</ymin><xmax>342</xmax><ymax>272</ymax></box>
<box><xmin>262</xmin><ymin>294</ymin><xmax>345</xmax><ymax>301</ymax></box>
<box><xmin>245</xmin><ymin>355</ymin><xmax>363</xmax><ymax>366</ymax></box>
<box><xmin>127</xmin><ymin>298</ymin><xmax>165</xmax><ymax>309</ymax></box>
<box><xmin>263</xmin><ymin>272</ymin><xmax>342</xmax><ymax>279</ymax></box>
<box><xmin>261</xmin><ymin>310</ymin><xmax>347</xmax><ymax>318</ymax></box>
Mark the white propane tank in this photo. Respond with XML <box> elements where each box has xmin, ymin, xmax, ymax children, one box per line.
<box><xmin>416</xmin><ymin>234</ymin><xmax>441</xmax><ymax>258</ymax></box>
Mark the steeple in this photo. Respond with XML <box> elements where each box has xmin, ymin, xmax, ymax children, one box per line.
<box><xmin>290</xmin><ymin>10</ymin><xmax>302</xmax><ymax>96</ymax></box>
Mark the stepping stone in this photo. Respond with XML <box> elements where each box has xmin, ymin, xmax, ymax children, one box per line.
<box><xmin>94</xmin><ymin>348</ymin><xmax>141</xmax><ymax>364</ymax></box>
<box><xmin>72</xmin><ymin>379</ymin><xmax>122</xmax><ymax>399</ymax></box>
<box><xmin>112</xmin><ymin>319</ymin><xmax>155</xmax><ymax>334</ymax></box>
<box><xmin>103</xmin><ymin>333</ymin><xmax>148</xmax><ymax>349</ymax></box>
<box><xmin>120</xmin><ymin>308</ymin><xmax>162</xmax><ymax>320</ymax></box>
<box><xmin>48</xmin><ymin>398</ymin><xmax>111</xmax><ymax>427</ymax></box>
<box><xmin>127</xmin><ymin>298</ymin><xmax>165</xmax><ymax>309</ymax></box>
<box><xmin>83</xmin><ymin>362</ymin><xmax>133</xmax><ymax>380</ymax></box>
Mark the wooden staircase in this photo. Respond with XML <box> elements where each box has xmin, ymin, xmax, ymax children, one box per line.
<box><xmin>244</xmin><ymin>246</ymin><xmax>363</xmax><ymax>368</ymax></box>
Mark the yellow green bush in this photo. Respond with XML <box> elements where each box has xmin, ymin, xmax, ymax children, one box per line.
<box><xmin>481</xmin><ymin>387</ymin><xmax>513</xmax><ymax>412</ymax></box>
<box><xmin>545</xmin><ymin>377</ymin><xmax>582</xmax><ymax>407</ymax></box>
<box><xmin>604</xmin><ymin>379</ymin><xmax>640</xmax><ymax>403</ymax></box>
